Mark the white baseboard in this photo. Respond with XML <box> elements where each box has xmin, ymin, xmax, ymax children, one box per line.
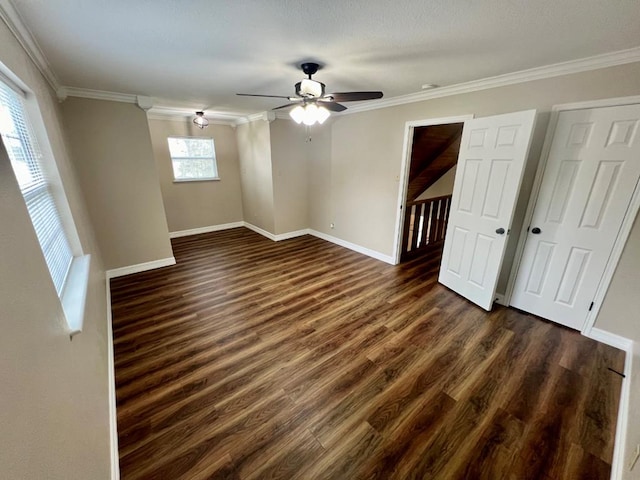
<box><xmin>106</xmin><ymin>257</ymin><xmax>176</xmax><ymax>279</ymax></box>
<box><xmin>583</xmin><ymin>328</ymin><xmax>633</xmax><ymax>480</ymax></box>
<box><xmin>274</xmin><ymin>228</ymin><xmax>310</xmax><ymax>241</ymax></box>
<box><xmin>610</xmin><ymin>340</ymin><xmax>635</xmax><ymax>480</ymax></box>
<box><xmin>241</xmin><ymin>224</ymin><xmax>394</xmax><ymax>264</ymax></box>
<box><xmin>585</xmin><ymin>327</ymin><xmax>633</xmax><ymax>352</ymax></box>
<box><xmin>308</xmin><ymin>229</ymin><xmax>395</xmax><ymax>265</ymax></box>
<box><xmin>105</xmin><ymin>276</ymin><xmax>120</xmax><ymax>480</ymax></box>
<box><xmin>243</xmin><ymin>222</ymin><xmax>277</xmax><ymax>241</ymax></box>
<box><xmin>169</xmin><ymin>222</ymin><xmax>244</xmax><ymax>238</ymax></box>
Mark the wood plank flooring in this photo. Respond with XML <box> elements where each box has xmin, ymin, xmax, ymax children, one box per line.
<box><xmin>110</xmin><ymin>228</ymin><xmax>624</xmax><ymax>479</ymax></box>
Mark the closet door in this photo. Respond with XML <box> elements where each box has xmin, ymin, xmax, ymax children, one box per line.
<box><xmin>511</xmin><ymin>104</ymin><xmax>640</xmax><ymax>330</ymax></box>
<box><xmin>439</xmin><ymin>110</ymin><xmax>536</xmax><ymax>310</ymax></box>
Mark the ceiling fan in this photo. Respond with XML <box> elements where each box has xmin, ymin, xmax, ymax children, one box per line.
<box><xmin>237</xmin><ymin>62</ymin><xmax>383</xmax><ymax>125</ymax></box>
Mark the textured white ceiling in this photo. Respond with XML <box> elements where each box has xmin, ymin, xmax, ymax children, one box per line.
<box><xmin>11</xmin><ymin>0</ymin><xmax>640</xmax><ymax>114</ymax></box>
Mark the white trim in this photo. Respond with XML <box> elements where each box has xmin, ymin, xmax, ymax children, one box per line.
<box><xmin>146</xmin><ymin>105</ymin><xmax>244</xmax><ymax>125</ymax></box>
<box><xmin>344</xmin><ymin>46</ymin><xmax>640</xmax><ymax>115</ymax></box>
<box><xmin>235</xmin><ymin>111</ymin><xmax>276</xmax><ymax>125</ymax></box>
<box><xmin>549</xmin><ymin>95</ymin><xmax>640</xmax><ymax>113</ymax></box>
<box><xmin>586</xmin><ymin>328</ymin><xmax>633</xmax><ymax>352</ymax></box>
<box><xmin>61</xmin><ymin>254</ymin><xmax>91</xmax><ymax>337</ymax></box>
<box><xmin>273</xmin><ymin>228</ymin><xmax>309</xmax><ymax>241</ymax></box>
<box><xmin>309</xmin><ymin>229</ymin><xmax>395</xmax><ymax>265</ymax></box>
<box><xmin>494</xmin><ymin>293</ymin><xmax>507</xmax><ymax>307</ymax></box>
<box><xmin>58</xmin><ymin>86</ymin><xmax>138</xmax><ymax>104</ymax></box>
<box><xmin>243</xmin><ymin>222</ymin><xmax>277</xmax><ymax>241</ymax></box>
<box><xmin>105</xmin><ymin>257</ymin><xmax>176</xmax><ymax>279</ymax></box>
<box><xmin>169</xmin><ymin>222</ymin><xmax>244</xmax><ymax>238</ymax></box>
<box><xmin>105</xmin><ymin>274</ymin><xmax>120</xmax><ymax>480</ymax></box>
<box><xmin>0</xmin><ymin>0</ymin><xmax>60</xmax><ymax>92</ymax></box>
<box><xmin>393</xmin><ymin>115</ymin><xmax>473</xmax><ymax>264</ymax></box>
<box><xmin>503</xmin><ymin>96</ymin><xmax>640</xmax><ymax>337</ymax></box>
<box><xmin>136</xmin><ymin>95</ymin><xmax>153</xmax><ymax>111</ymax></box>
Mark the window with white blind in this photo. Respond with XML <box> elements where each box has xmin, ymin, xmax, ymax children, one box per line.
<box><xmin>0</xmin><ymin>75</ymin><xmax>89</xmax><ymax>335</ymax></box>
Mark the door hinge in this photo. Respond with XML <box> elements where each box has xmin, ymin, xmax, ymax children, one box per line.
<box><xmin>589</xmin><ymin>302</ymin><xmax>594</xmax><ymax>311</ymax></box>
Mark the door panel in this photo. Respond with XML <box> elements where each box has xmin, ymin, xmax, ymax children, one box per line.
<box><xmin>439</xmin><ymin>110</ymin><xmax>537</xmax><ymax>310</ymax></box>
<box><xmin>511</xmin><ymin>104</ymin><xmax>640</xmax><ymax>330</ymax></box>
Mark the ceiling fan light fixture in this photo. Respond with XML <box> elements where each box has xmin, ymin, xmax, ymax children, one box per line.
<box><xmin>193</xmin><ymin>111</ymin><xmax>209</xmax><ymax>129</ymax></box>
<box><xmin>289</xmin><ymin>104</ymin><xmax>331</xmax><ymax>126</ymax></box>
<box><xmin>316</xmin><ymin>106</ymin><xmax>330</xmax><ymax>124</ymax></box>
<box><xmin>303</xmin><ymin>103</ymin><xmax>319</xmax><ymax>126</ymax></box>
<box><xmin>290</xmin><ymin>105</ymin><xmax>305</xmax><ymax>124</ymax></box>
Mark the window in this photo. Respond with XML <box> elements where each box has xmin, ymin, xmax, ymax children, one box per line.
<box><xmin>0</xmin><ymin>80</ymin><xmax>73</xmax><ymax>295</ymax></box>
<box><xmin>0</xmin><ymin>75</ymin><xmax>89</xmax><ymax>335</ymax></box>
<box><xmin>167</xmin><ymin>136</ymin><xmax>218</xmax><ymax>181</ymax></box>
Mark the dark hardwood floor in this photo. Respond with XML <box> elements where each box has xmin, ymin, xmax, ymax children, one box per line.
<box><xmin>110</xmin><ymin>228</ymin><xmax>624</xmax><ymax>479</ymax></box>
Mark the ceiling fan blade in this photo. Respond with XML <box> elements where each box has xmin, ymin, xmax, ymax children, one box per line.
<box><xmin>236</xmin><ymin>93</ymin><xmax>293</xmax><ymax>99</ymax></box>
<box><xmin>321</xmin><ymin>102</ymin><xmax>347</xmax><ymax>112</ymax></box>
<box><xmin>325</xmin><ymin>91</ymin><xmax>383</xmax><ymax>102</ymax></box>
<box><xmin>272</xmin><ymin>103</ymin><xmax>300</xmax><ymax>110</ymax></box>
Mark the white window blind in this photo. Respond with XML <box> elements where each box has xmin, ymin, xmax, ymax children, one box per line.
<box><xmin>0</xmin><ymin>80</ymin><xmax>73</xmax><ymax>296</ymax></box>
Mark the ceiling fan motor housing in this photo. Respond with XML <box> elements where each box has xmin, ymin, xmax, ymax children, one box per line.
<box><xmin>296</xmin><ymin>79</ymin><xmax>325</xmax><ymax>98</ymax></box>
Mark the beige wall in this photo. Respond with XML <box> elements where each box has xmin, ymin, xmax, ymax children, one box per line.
<box><xmin>236</xmin><ymin>119</ymin><xmax>275</xmax><ymax>233</ymax></box>
<box><xmin>416</xmin><ymin>165</ymin><xmax>457</xmax><ymax>201</ymax></box>
<box><xmin>148</xmin><ymin>118</ymin><xmax>243</xmax><ymax>233</ymax></box>
<box><xmin>270</xmin><ymin>119</ymin><xmax>309</xmax><ymax>234</ymax></box>
<box><xmin>317</xmin><ymin>62</ymin><xmax>640</xmax><ymax>287</ymax></box>
<box><xmin>307</xmin><ymin>121</ymin><xmax>334</xmax><ymax>233</ymax></box>
<box><xmin>0</xmin><ymin>19</ymin><xmax>111</xmax><ymax>480</ymax></box>
<box><xmin>61</xmin><ymin>98</ymin><xmax>173</xmax><ymax>269</ymax></box>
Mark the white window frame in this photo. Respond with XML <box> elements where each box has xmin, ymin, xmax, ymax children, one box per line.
<box><xmin>167</xmin><ymin>135</ymin><xmax>219</xmax><ymax>182</ymax></box>
<box><xmin>0</xmin><ymin>68</ymin><xmax>90</xmax><ymax>337</ymax></box>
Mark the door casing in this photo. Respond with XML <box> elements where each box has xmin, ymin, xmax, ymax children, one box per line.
<box><xmin>505</xmin><ymin>95</ymin><xmax>640</xmax><ymax>336</ymax></box>
<box><xmin>393</xmin><ymin>114</ymin><xmax>473</xmax><ymax>264</ymax></box>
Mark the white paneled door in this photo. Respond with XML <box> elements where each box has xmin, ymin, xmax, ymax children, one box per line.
<box><xmin>511</xmin><ymin>104</ymin><xmax>640</xmax><ymax>330</ymax></box>
<box><xmin>439</xmin><ymin>110</ymin><xmax>537</xmax><ymax>310</ymax></box>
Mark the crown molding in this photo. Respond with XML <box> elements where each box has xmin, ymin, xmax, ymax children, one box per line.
<box><xmin>58</xmin><ymin>86</ymin><xmax>139</xmax><ymax>103</ymax></box>
<box><xmin>344</xmin><ymin>45</ymin><xmax>640</xmax><ymax>115</ymax></box>
<box><xmin>235</xmin><ymin>111</ymin><xmax>276</xmax><ymax>125</ymax></box>
<box><xmin>146</xmin><ymin>105</ymin><xmax>242</xmax><ymax>126</ymax></box>
<box><xmin>0</xmin><ymin>0</ymin><xmax>60</xmax><ymax>92</ymax></box>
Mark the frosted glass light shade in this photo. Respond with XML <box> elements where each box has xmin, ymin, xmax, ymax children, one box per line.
<box><xmin>193</xmin><ymin>111</ymin><xmax>209</xmax><ymax>129</ymax></box>
<box><xmin>317</xmin><ymin>106</ymin><xmax>330</xmax><ymax>124</ymax></box>
<box><xmin>289</xmin><ymin>104</ymin><xmax>331</xmax><ymax>126</ymax></box>
<box><xmin>290</xmin><ymin>105</ymin><xmax>305</xmax><ymax>124</ymax></box>
<box><xmin>303</xmin><ymin>104</ymin><xmax>319</xmax><ymax>125</ymax></box>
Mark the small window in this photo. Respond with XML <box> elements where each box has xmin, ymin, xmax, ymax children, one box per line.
<box><xmin>168</xmin><ymin>136</ymin><xmax>218</xmax><ymax>182</ymax></box>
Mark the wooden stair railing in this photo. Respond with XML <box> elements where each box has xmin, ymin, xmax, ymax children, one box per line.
<box><xmin>401</xmin><ymin>194</ymin><xmax>452</xmax><ymax>261</ymax></box>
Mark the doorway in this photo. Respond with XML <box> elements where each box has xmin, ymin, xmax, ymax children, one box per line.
<box><xmin>394</xmin><ymin>116</ymin><xmax>471</xmax><ymax>264</ymax></box>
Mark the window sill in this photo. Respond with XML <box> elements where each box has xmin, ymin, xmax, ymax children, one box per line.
<box><xmin>173</xmin><ymin>177</ymin><xmax>220</xmax><ymax>183</ymax></box>
<box><xmin>61</xmin><ymin>254</ymin><xmax>91</xmax><ymax>338</ymax></box>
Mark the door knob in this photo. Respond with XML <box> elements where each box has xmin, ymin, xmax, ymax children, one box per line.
<box><xmin>496</xmin><ymin>228</ymin><xmax>505</xmax><ymax>235</ymax></box>
<box><xmin>531</xmin><ymin>227</ymin><xmax>541</xmax><ymax>234</ymax></box>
